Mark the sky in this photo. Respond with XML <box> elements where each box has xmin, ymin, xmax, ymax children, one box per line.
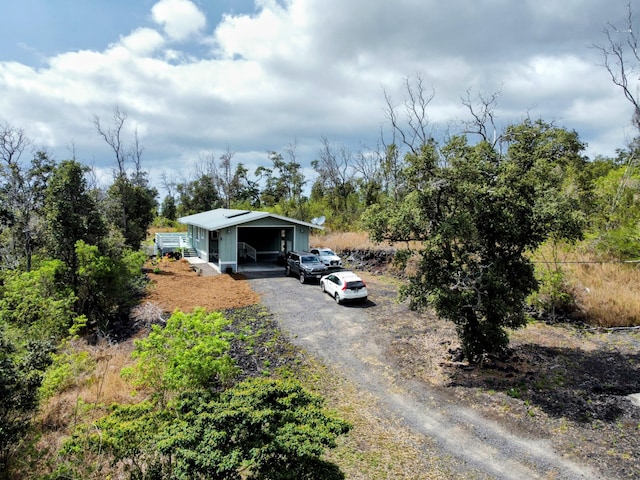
<box><xmin>0</xmin><ymin>0</ymin><xmax>637</xmax><ymax>197</ymax></box>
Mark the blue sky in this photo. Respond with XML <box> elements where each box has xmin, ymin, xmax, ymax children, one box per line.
<box><xmin>0</xmin><ymin>0</ymin><xmax>637</xmax><ymax>196</ymax></box>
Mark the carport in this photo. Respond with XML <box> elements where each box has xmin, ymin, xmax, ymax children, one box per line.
<box><xmin>176</xmin><ymin>208</ymin><xmax>322</xmax><ymax>273</ymax></box>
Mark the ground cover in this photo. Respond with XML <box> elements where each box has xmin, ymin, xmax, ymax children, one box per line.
<box><xmin>142</xmin><ymin>256</ymin><xmax>640</xmax><ymax>478</ymax></box>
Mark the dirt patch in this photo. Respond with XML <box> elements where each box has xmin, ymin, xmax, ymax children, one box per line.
<box><xmin>143</xmin><ymin>259</ymin><xmax>260</xmax><ymax>313</ymax></box>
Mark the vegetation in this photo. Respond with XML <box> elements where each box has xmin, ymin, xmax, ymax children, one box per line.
<box><xmin>2</xmin><ymin>6</ymin><xmax>640</xmax><ymax>472</ymax></box>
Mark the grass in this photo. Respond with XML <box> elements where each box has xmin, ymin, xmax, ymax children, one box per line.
<box><xmin>567</xmin><ymin>262</ymin><xmax>640</xmax><ymax>327</ymax></box>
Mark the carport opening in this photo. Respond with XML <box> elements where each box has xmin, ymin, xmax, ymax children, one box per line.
<box><xmin>237</xmin><ymin>227</ymin><xmax>292</xmax><ymax>268</ymax></box>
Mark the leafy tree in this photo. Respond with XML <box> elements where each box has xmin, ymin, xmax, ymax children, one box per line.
<box><xmin>105</xmin><ymin>174</ymin><xmax>158</xmax><ymax>249</ymax></box>
<box><xmin>229</xmin><ymin>163</ymin><xmax>261</xmax><ymax>208</ymax></box>
<box><xmin>44</xmin><ymin>160</ymin><xmax>106</xmax><ymax>283</ymax></box>
<box><xmin>0</xmin><ymin>125</ymin><xmax>55</xmax><ymax>271</ymax></box>
<box><xmin>0</xmin><ymin>322</ymin><xmax>53</xmax><ymax>472</ymax></box>
<box><xmin>176</xmin><ymin>174</ymin><xmax>222</xmax><ymax>216</ymax></box>
<box><xmin>122</xmin><ymin>308</ymin><xmax>238</xmax><ymax>404</ymax></box>
<box><xmin>363</xmin><ymin>120</ymin><xmax>585</xmax><ymax>362</ymax></box>
<box><xmin>589</xmin><ymin>163</ymin><xmax>640</xmax><ymax>257</ymax></box>
<box><xmin>161</xmin><ymin>378</ymin><xmax>350</xmax><ymax>480</ymax></box>
<box><xmin>0</xmin><ymin>260</ymin><xmax>78</xmax><ymax>341</ymax></box>
<box><xmin>160</xmin><ymin>194</ymin><xmax>177</xmax><ymax>221</ymax></box>
<box><xmin>255</xmin><ymin>146</ymin><xmax>307</xmax><ymax>218</ymax></box>
<box><xmin>74</xmin><ymin>240</ymin><xmax>146</xmax><ymax>335</ymax></box>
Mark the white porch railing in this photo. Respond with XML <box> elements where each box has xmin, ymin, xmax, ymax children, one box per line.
<box><xmin>155</xmin><ymin>232</ymin><xmax>190</xmax><ymax>256</ymax></box>
<box><xmin>238</xmin><ymin>242</ymin><xmax>257</xmax><ymax>262</ymax></box>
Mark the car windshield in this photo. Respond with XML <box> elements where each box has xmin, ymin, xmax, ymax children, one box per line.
<box><xmin>302</xmin><ymin>255</ymin><xmax>321</xmax><ymax>263</ymax></box>
<box><xmin>320</xmin><ymin>249</ymin><xmax>336</xmax><ymax>256</ymax></box>
<box><xmin>346</xmin><ymin>281</ymin><xmax>365</xmax><ymax>289</ymax></box>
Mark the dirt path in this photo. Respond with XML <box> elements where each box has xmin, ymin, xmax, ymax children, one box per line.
<box><xmin>249</xmin><ymin>274</ymin><xmax>604</xmax><ymax>480</ymax></box>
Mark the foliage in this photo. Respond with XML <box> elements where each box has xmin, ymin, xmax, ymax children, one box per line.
<box><xmin>160</xmin><ymin>194</ymin><xmax>177</xmax><ymax>221</ymax></box>
<box><xmin>74</xmin><ymin>240</ymin><xmax>147</xmax><ymax>334</ymax></box>
<box><xmin>588</xmin><ymin>162</ymin><xmax>640</xmax><ymax>258</ymax></box>
<box><xmin>66</xmin><ymin>378</ymin><xmax>349</xmax><ymax>480</ymax></box>
<box><xmin>363</xmin><ymin>121</ymin><xmax>585</xmax><ymax>362</ymax></box>
<box><xmin>122</xmin><ymin>308</ymin><xmax>238</xmax><ymax>401</ymax></box>
<box><xmin>528</xmin><ymin>264</ymin><xmax>575</xmax><ymax>319</ymax></box>
<box><xmin>105</xmin><ymin>174</ymin><xmax>158</xmax><ymax>249</ymax></box>
<box><xmin>0</xmin><ymin>135</ymin><xmax>55</xmax><ymax>270</ymax></box>
<box><xmin>176</xmin><ymin>174</ymin><xmax>222</xmax><ymax>217</ymax></box>
<box><xmin>38</xmin><ymin>343</ymin><xmax>95</xmax><ymax>400</ymax></box>
<box><xmin>0</xmin><ymin>260</ymin><xmax>78</xmax><ymax>341</ymax></box>
<box><xmin>44</xmin><ymin>160</ymin><xmax>106</xmax><ymax>283</ymax></box>
<box><xmin>161</xmin><ymin>378</ymin><xmax>350</xmax><ymax>479</ymax></box>
<box><xmin>0</xmin><ymin>322</ymin><xmax>53</xmax><ymax>472</ymax></box>
<box><xmin>58</xmin><ymin>307</ymin><xmax>349</xmax><ymax>479</ymax></box>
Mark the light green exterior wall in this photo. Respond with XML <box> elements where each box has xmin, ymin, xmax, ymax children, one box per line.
<box><xmin>187</xmin><ymin>216</ymin><xmax>314</xmax><ymax>272</ymax></box>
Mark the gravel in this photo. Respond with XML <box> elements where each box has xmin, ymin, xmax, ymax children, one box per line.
<box><xmin>248</xmin><ymin>272</ymin><xmax>609</xmax><ymax>480</ymax></box>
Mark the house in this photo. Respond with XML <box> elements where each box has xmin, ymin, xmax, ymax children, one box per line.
<box><xmin>156</xmin><ymin>208</ymin><xmax>322</xmax><ymax>273</ymax></box>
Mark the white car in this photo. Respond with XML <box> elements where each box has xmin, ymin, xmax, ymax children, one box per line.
<box><xmin>320</xmin><ymin>271</ymin><xmax>368</xmax><ymax>304</ymax></box>
<box><xmin>310</xmin><ymin>247</ymin><xmax>343</xmax><ymax>268</ymax></box>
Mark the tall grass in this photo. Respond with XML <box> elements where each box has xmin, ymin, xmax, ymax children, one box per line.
<box><xmin>566</xmin><ymin>262</ymin><xmax>640</xmax><ymax>327</ymax></box>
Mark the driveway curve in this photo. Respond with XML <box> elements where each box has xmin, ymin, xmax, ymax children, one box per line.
<box><xmin>249</xmin><ymin>272</ymin><xmax>604</xmax><ymax>480</ymax></box>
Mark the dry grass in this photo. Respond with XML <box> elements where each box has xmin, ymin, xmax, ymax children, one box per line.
<box><xmin>567</xmin><ymin>262</ymin><xmax>640</xmax><ymax>327</ymax></box>
<box><xmin>38</xmin><ymin>340</ymin><xmax>141</xmax><ymax>430</ymax></box>
<box><xmin>311</xmin><ymin>231</ymin><xmax>421</xmax><ymax>251</ymax></box>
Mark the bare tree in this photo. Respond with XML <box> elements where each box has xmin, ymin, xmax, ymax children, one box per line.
<box><xmin>219</xmin><ymin>146</ymin><xmax>235</xmax><ymax>209</ymax></box>
<box><xmin>92</xmin><ymin>106</ymin><xmax>157</xmax><ymax>248</ymax></box>
<box><xmin>460</xmin><ymin>87</ymin><xmax>502</xmax><ymax>148</ymax></box>
<box><xmin>382</xmin><ymin>74</ymin><xmax>436</xmax><ymax>155</ymax></box>
<box><xmin>595</xmin><ymin>3</ymin><xmax>640</xmax><ymax>128</ymax></box>
<box><xmin>160</xmin><ymin>171</ymin><xmax>179</xmax><ymax>199</ymax></box>
<box><xmin>92</xmin><ymin>106</ymin><xmax>128</xmax><ymax>177</ymax></box>
<box><xmin>313</xmin><ymin>137</ymin><xmax>355</xmax><ymax>213</ymax></box>
<box><xmin>594</xmin><ymin>3</ymin><xmax>640</xmax><ymax>220</ymax></box>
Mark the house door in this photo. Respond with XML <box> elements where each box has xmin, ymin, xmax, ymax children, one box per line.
<box><xmin>209</xmin><ymin>230</ymin><xmax>219</xmax><ymax>263</ymax></box>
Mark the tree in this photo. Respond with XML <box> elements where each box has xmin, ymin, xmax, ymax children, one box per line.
<box><xmin>0</xmin><ymin>124</ymin><xmax>55</xmax><ymax>270</ymax></box>
<box><xmin>104</xmin><ymin>174</ymin><xmax>157</xmax><ymax>249</ymax></box>
<box><xmin>256</xmin><ymin>146</ymin><xmax>306</xmax><ymax>216</ymax></box>
<box><xmin>74</xmin><ymin>240</ymin><xmax>146</xmax><ymax>335</ymax></box>
<box><xmin>0</xmin><ymin>322</ymin><xmax>53</xmax><ymax>473</ymax></box>
<box><xmin>122</xmin><ymin>308</ymin><xmax>237</xmax><ymax>404</ymax></box>
<box><xmin>229</xmin><ymin>163</ymin><xmax>261</xmax><ymax>208</ymax></box>
<box><xmin>44</xmin><ymin>160</ymin><xmax>106</xmax><ymax>282</ymax></box>
<box><xmin>93</xmin><ymin>107</ymin><xmax>158</xmax><ymax>248</ymax></box>
<box><xmin>363</xmin><ymin>120</ymin><xmax>585</xmax><ymax>363</ymax></box>
<box><xmin>176</xmin><ymin>174</ymin><xmax>222</xmax><ymax>216</ymax></box>
<box><xmin>161</xmin><ymin>378</ymin><xmax>350</xmax><ymax>479</ymax></box>
<box><xmin>311</xmin><ymin>138</ymin><xmax>357</xmax><ymax>228</ymax></box>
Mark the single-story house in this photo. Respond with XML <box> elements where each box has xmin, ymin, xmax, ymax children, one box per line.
<box><xmin>156</xmin><ymin>208</ymin><xmax>323</xmax><ymax>273</ymax></box>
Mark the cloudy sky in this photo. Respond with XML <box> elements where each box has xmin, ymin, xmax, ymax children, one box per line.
<box><xmin>0</xmin><ymin>0</ymin><xmax>637</xmax><ymax>196</ymax></box>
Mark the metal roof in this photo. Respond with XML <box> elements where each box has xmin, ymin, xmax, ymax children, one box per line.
<box><xmin>178</xmin><ymin>208</ymin><xmax>323</xmax><ymax>231</ymax></box>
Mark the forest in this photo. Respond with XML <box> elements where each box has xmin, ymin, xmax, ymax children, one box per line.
<box><xmin>3</xmin><ymin>16</ymin><xmax>640</xmax><ymax>477</ymax></box>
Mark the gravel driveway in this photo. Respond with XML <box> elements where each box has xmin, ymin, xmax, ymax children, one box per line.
<box><xmin>249</xmin><ymin>273</ymin><xmax>604</xmax><ymax>480</ymax></box>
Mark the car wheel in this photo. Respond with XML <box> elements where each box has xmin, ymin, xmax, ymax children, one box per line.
<box><xmin>334</xmin><ymin>292</ymin><xmax>342</xmax><ymax>304</ymax></box>
<box><xmin>300</xmin><ymin>273</ymin><xmax>306</xmax><ymax>284</ymax></box>
<box><xmin>321</xmin><ymin>281</ymin><xmax>326</xmax><ymax>292</ymax></box>
<box><xmin>285</xmin><ymin>265</ymin><xmax>290</xmax><ymax>276</ymax></box>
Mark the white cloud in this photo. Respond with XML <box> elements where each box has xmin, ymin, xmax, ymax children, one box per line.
<box><xmin>0</xmin><ymin>0</ymin><xmax>635</xmax><ymax>194</ymax></box>
<box><xmin>120</xmin><ymin>28</ymin><xmax>166</xmax><ymax>56</ymax></box>
<box><xmin>151</xmin><ymin>0</ymin><xmax>206</xmax><ymax>42</ymax></box>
